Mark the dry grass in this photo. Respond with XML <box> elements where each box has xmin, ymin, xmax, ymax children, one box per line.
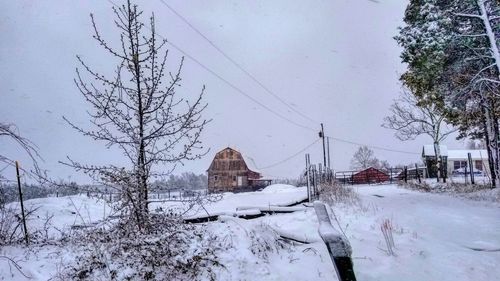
<box><xmin>318</xmin><ymin>182</ymin><xmax>361</xmax><ymax>206</ymax></box>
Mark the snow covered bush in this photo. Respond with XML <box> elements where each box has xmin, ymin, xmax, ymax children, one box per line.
<box><xmin>0</xmin><ymin>203</ymin><xmax>52</xmax><ymax>246</ymax></box>
<box><xmin>248</xmin><ymin>223</ymin><xmax>289</xmax><ymax>262</ymax></box>
<box><xmin>0</xmin><ymin>206</ymin><xmax>22</xmax><ymax>245</ymax></box>
<box><xmin>60</xmin><ymin>215</ymin><xmax>222</xmax><ymax>281</ymax></box>
<box><xmin>318</xmin><ymin>182</ymin><xmax>360</xmax><ymax>206</ymax></box>
<box><xmin>464</xmin><ymin>188</ymin><xmax>500</xmax><ymax>203</ymax></box>
<box><xmin>399</xmin><ymin>181</ymin><xmax>433</xmax><ymax>193</ymax></box>
<box><xmin>400</xmin><ymin>180</ymin><xmax>490</xmax><ymax>194</ymax></box>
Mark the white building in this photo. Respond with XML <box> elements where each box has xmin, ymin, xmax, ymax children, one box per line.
<box><xmin>446</xmin><ymin>149</ymin><xmax>489</xmax><ymax>176</ymax></box>
<box><xmin>422</xmin><ymin>145</ymin><xmax>489</xmax><ymax>177</ymax></box>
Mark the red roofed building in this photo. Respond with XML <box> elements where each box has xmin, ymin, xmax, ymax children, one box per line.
<box><xmin>352</xmin><ymin>167</ymin><xmax>389</xmax><ymax>184</ymax></box>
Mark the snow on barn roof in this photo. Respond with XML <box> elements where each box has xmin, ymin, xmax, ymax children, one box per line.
<box><xmin>217</xmin><ymin>147</ymin><xmax>261</xmax><ymax>174</ymax></box>
<box><xmin>422</xmin><ymin>145</ymin><xmax>448</xmax><ymax>157</ymax></box>
<box><xmin>447</xmin><ymin>149</ymin><xmax>488</xmax><ymax>160</ymax></box>
<box><xmin>242</xmin><ymin>154</ymin><xmax>261</xmax><ymax>173</ymax></box>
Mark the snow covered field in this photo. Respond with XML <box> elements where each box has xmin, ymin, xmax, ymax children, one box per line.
<box><xmin>1</xmin><ymin>183</ymin><xmax>499</xmax><ymax>280</ymax></box>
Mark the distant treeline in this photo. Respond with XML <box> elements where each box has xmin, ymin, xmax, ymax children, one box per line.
<box><xmin>0</xmin><ymin>182</ymin><xmax>81</xmax><ymax>205</ymax></box>
<box><xmin>152</xmin><ymin>172</ymin><xmax>208</xmax><ymax>191</ymax></box>
<box><xmin>0</xmin><ymin>172</ymin><xmax>209</xmax><ymax>204</ymax></box>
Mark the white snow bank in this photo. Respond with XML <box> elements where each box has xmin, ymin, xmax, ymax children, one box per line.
<box><xmin>260</xmin><ymin>184</ymin><xmax>301</xmax><ymax>193</ymax></box>
<box><xmin>208</xmin><ymin>216</ymin><xmax>335</xmax><ymax>280</ymax></box>
<box><xmin>462</xmin><ymin>187</ymin><xmax>500</xmax><ymax>203</ymax></box>
<box><xmin>151</xmin><ymin>185</ymin><xmax>308</xmax><ymax>218</ymax></box>
<box><xmin>5</xmin><ymin>194</ymin><xmax>114</xmax><ymax>239</ymax></box>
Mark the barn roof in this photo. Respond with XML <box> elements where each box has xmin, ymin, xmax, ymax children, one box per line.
<box><xmin>242</xmin><ymin>154</ymin><xmax>261</xmax><ymax>174</ymax></box>
<box><xmin>353</xmin><ymin>167</ymin><xmax>388</xmax><ymax>175</ymax></box>
<box><xmin>214</xmin><ymin>147</ymin><xmax>261</xmax><ymax>174</ymax></box>
<box><xmin>422</xmin><ymin>145</ymin><xmax>448</xmax><ymax>157</ymax></box>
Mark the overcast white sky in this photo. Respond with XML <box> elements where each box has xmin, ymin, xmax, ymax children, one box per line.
<box><xmin>0</xmin><ymin>0</ymin><xmax>464</xmax><ymax>183</ymax></box>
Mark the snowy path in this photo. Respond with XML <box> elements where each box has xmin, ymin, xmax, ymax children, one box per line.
<box><xmin>347</xmin><ymin>184</ymin><xmax>500</xmax><ymax>281</ymax></box>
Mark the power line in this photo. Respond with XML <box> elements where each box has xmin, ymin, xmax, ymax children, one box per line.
<box><xmin>104</xmin><ymin>0</ymin><xmax>420</xmax><ymax>156</ymax></box>
<box><xmin>327</xmin><ymin>136</ymin><xmax>420</xmax><ymax>155</ymax></box>
<box><xmin>158</xmin><ymin>0</ymin><xmax>319</xmax><ymax>125</ymax></box>
<box><xmin>258</xmin><ymin>138</ymin><xmax>321</xmax><ymax>170</ymax></box>
<box><xmin>154</xmin><ymin>2</ymin><xmax>420</xmax><ymax>156</ymax></box>
<box><xmin>106</xmin><ymin>0</ymin><xmax>317</xmax><ymax>134</ymax></box>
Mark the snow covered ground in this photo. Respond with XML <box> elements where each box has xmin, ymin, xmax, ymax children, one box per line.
<box><xmin>150</xmin><ymin>184</ymin><xmax>308</xmax><ymax>219</ymax></box>
<box><xmin>347</xmin><ymin>184</ymin><xmax>500</xmax><ymax>281</ymax></box>
<box><xmin>1</xmin><ymin>183</ymin><xmax>499</xmax><ymax>280</ymax></box>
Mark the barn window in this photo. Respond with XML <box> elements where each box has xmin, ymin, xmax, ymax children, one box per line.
<box><xmin>233</xmin><ymin>176</ymin><xmax>236</xmax><ymax>181</ymax></box>
<box><xmin>214</xmin><ymin>176</ymin><xmax>218</xmax><ymax>181</ymax></box>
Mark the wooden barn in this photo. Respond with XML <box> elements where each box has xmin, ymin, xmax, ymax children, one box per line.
<box><xmin>207</xmin><ymin>147</ymin><xmax>271</xmax><ymax>193</ymax></box>
<box><xmin>352</xmin><ymin>167</ymin><xmax>389</xmax><ymax>184</ymax></box>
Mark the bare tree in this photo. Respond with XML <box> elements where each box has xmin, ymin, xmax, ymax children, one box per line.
<box><xmin>0</xmin><ymin>123</ymin><xmax>42</xmax><ymax>182</ymax></box>
<box><xmin>63</xmin><ymin>1</ymin><xmax>209</xmax><ymax>230</ymax></box>
<box><xmin>383</xmin><ymin>90</ymin><xmax>456</xmax><ymax>181</ymax></box>
<box><xmin>350</xmin><ymin>146</ymin><xmax>379</xmax><ymax>170</ymax></box>
<box><xmin>383</xmin><ymin>90</ymin><xmax>456</xmax><ymax>143</ymax></box>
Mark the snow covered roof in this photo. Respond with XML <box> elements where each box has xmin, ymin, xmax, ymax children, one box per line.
<box><xmin>422</xmin><ymin>145</ymin><xmax>448</xmax><ymax>157</ymax></box>
<box><xmin>447</xmin><ymin>149</ymin><xmax>488</xmax><ymax>160</ymax></box>
<box><xmin>242</xmin><ymin>154</ymin><xmax>261</xmax><ymax>173</ymax></box>
<box><xmin>422</xmin><ymin>145</ymin><xmax>488</xmax><ymax>160</ymax></box>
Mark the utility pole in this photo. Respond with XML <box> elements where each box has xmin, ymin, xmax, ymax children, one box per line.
<box><xmin>327</xmin><ymin>137</ymin><xmax>331</xmax><ymax>169</ymax></box>
<box><xmin>319</xmin><ymin>123</ymin><xmax>326</xmax><ymax>168</ymax></box>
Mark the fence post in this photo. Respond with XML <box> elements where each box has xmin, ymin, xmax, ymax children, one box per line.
<box><xmin>15</xmin><ymin>161</ymin><xmax>29</xmax><ymax>245</ymax></box>
<box><xmin>468</xmin><ymin>153</ymin><xmax>475</xmax><ymax>185</ymax></box>
<box><xmin>306</xmin><ymin>154</ymin><xmax>311</xmax><ymax>202</ymax></box>
<box><xmin>404</xmin><ymin>166</ymin><xmax>408</xmax><ymax>183</ymax></box>
<box><xmin>314</xmin><ymin>201</ymin><xmax>356</xmax><ymax>281</ymax></box>
<box><xmin>415</xmin><ymin>164</ymin><xmax>421</xmax><ymax>183</ymax></box>
<box><xmin>442</xmin><ymin>158</ymin><xmax>447</xmax><ymax>183</ymax></box>
<box><xmin>319</xmin><ymin>163</ymin><xmax>323</xmax><ymax>185</ymax></box>
<box><xmin>312</xmin><ymin>165</ymin><xmax>318</xmax><ymax>200</ymax></box>
<box><xmin>464</xmin><ymin>164</ymin><xmax>468</xmax><ymax>184</ymax></box>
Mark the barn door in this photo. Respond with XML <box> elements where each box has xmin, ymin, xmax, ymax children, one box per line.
<box><xmin>237</xmin><ymin>176</ymin><xmax>243</xmax><ymax>186</ymax></box>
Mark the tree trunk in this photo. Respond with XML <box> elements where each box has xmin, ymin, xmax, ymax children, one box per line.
<box><xmin>477</xmin><ymin>0</ymin><xmax>500</xmax><ymax>80</ymax></box>
<box><xmin>483</xmin><ymin>102</ymin><xmax>499</xmax><ymax>188</ymax></box>
<box><xmin>433</xmin><ymin>141</ymin><xmax>442</xmax><ymax>182</ymax></box>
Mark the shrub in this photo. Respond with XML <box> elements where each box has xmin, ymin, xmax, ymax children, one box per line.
<box><xmin>318</xmin><ymin>182</ymin><xmax>361</xmax><ymax>206</ymax></box>
<box><xmin>61</xmin><ymin>215</ymin><xmax>222</xmax><ymax>281</ymax></box>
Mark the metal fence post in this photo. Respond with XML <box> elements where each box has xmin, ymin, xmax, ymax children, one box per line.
<box><xmin>415</xmin><ymin>164</ymin><xmax>421</xmax><ymax>183</ymax></box>
<box><xmin>468</xmin><ymin>153</ymin><xmax>475</xmax><ymax>185</ymax></box>
<box><xmin>404</xmin><ymin>166</ymin><xmax>408</xmax><ymax>183</ymax></box>
<box><xmin>15</xmin><ymin>161</ymin><xmax>29</xmax><ymax>245</ymax></box>
<box><xmin>306</xmin><ymin>154</ymin><xmax>311</xmax><ymax>202</ymax></box>
<box><xmin>464</xmin><ymin>164</ymin><xmax>468</xmax><ymax>184</ymax></box>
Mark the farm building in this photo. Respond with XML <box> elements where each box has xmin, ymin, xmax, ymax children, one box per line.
<box><xmin>352</xmin><ymin>167</ymin><xmax>389</xmax><ymax>184</ymax></box>
<box><xmin>447</xmin><ymin>149</ymin><xmax>489</xmax><ymax>176</ymax></box>
<box><xmin>207</xmin><ymin>147</ymin><xmax>272</xmax><ymax>193</ymax></box>
<box><xmin>422</xmin><ymin>144</ymin><xmax>448</xmax><ymax>178</ymax></box>
<box><xmin>422</xmin><ymin>145</ymin><xmax>489</xmax><ymax>178</ymax></box>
